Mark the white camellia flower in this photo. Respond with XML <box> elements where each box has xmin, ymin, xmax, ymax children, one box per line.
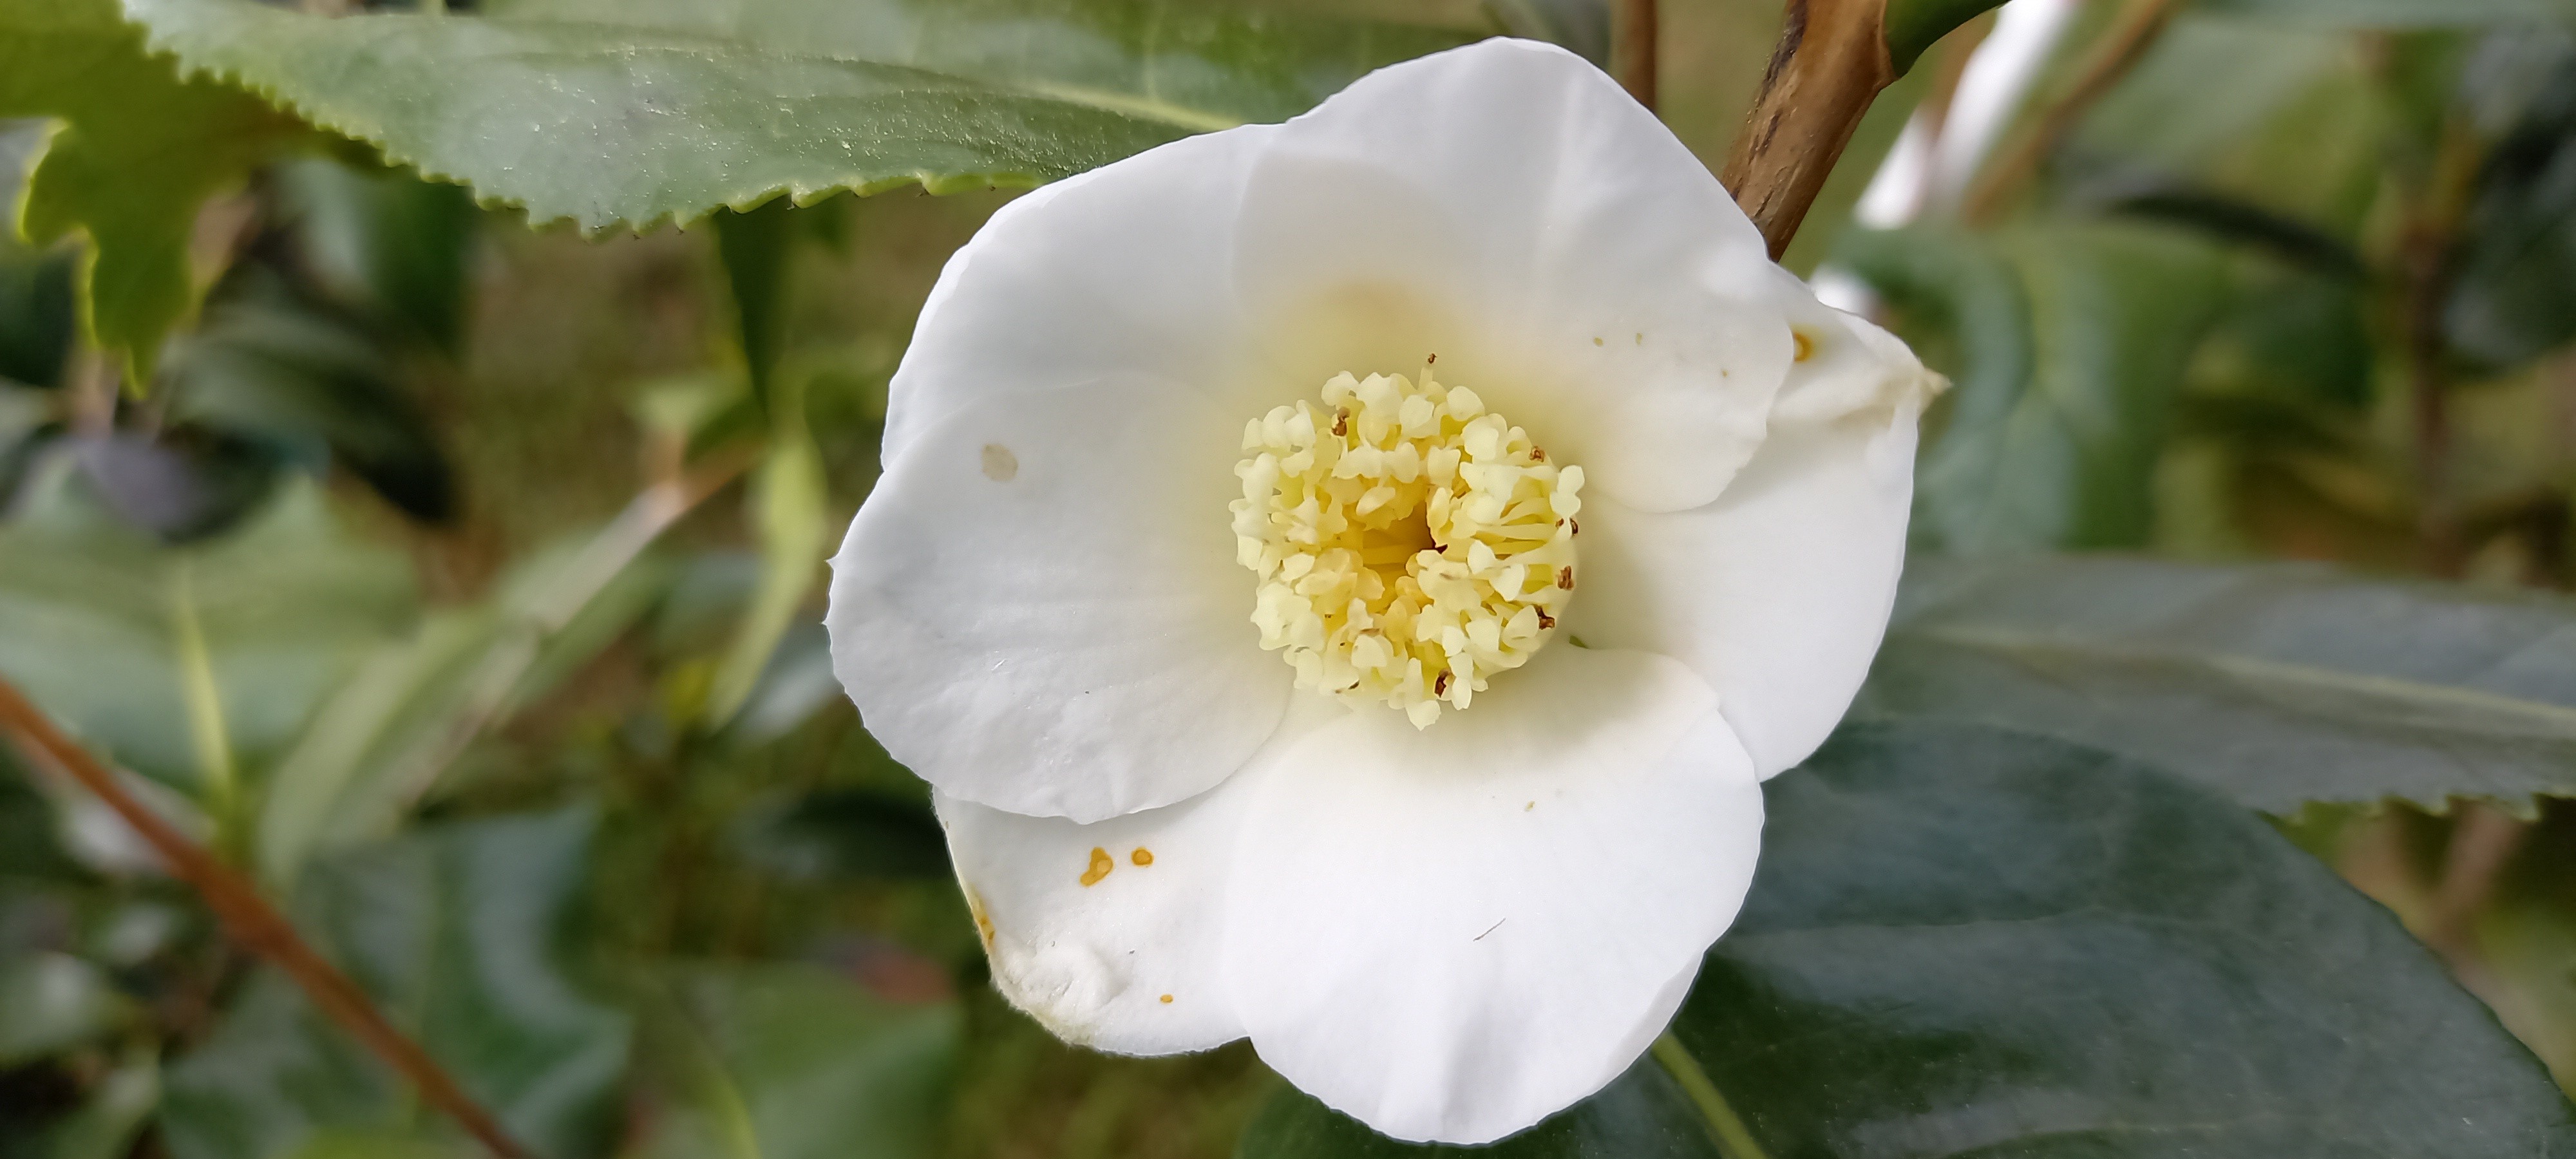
<box><xmin>827</xmin><ymin>37</ymin><xmax>1937</xmax><ymax>1145</ymax></box>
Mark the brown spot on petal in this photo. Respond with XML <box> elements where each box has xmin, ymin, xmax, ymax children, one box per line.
<box><xmin>1131</xmin><ymin>847</ymin><xmax>1154</xmax><ymax>867</ymax></box>
<box><xmin>980</xmin><ymin>444</ymin><xmax>1019</xmax><ymax>482</ymax></box>
<box><xmin>1080</xmin><ymin>847</ymin><xmax>1113</xmax><ymax>887</ymax></box>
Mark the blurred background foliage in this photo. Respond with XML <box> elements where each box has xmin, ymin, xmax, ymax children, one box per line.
<box><xmin>5</xmin><ymin>0</ymin><xmax>2576</xmax><ymax>1155</ymax></box>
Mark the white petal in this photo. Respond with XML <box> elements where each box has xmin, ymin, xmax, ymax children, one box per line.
<box><xmin>880</xmin><ymin>124</ymin><xmax>1279</xmax><ymax>465</ymax></box>
<box><xmin>1571</xmin><ymin>375</ymin><xmax>1922</xmax><ymax>778</ymax></box>
<box><xmin>1218</xmin><ymin>645</ymin><xmax>1761</xmax><ymax>1144</ymax></box>
<box><xmin>828</xmin><ymin>379</ymin><xmax>1290</xmax><ymax>822</ymax></box>
<box><xmin>938</xmin><ymin>786</ymin><xmax>1247</xmax><ymax>1054</ymax></box>
<box><xmin>1229</xmin><ymin>38</ymin><xmax>1794</xmax><ymax>513</ymax></box>
<box><xmin>934</xmin><ymin>695</ymin><xmax>1345</xmax><ymax>1055</ymax></box>
<box><xmin>1768</xmin><ymin>269</ymin><xmax>1942</xmax><ymax>426</ymax></box>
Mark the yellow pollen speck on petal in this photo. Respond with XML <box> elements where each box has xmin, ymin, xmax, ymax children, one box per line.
<box><xmin>965</xmin><ymin>887</ymin><xmax>997</xmax><ymax>952</ymax></box>
<box><xmin>1231</xmin><ymin>368</ymin><xmax>1580</xmax><ymax>727</ymax></box>
<box><xmin>1160</xmin><ymin>994</ymin><xmax>1175</xmax><ymax>1004</ymax></box>
<box><xmin>1591</xmin><ymin>335</ymin><xmax>1603</xmax><ymax>346</ymax></box>
<box><xmin>1131</xmin><ymin>847</ymin><xmax>1154</xmax><ymax>866</ymax></box>
<box><xmin>980</xmin><ymin>443</ymin><xmax>1019</xmax><ymax>481</ymax></box>
<box><xmin>1080</xmin><ymin>847</ymin><xmax>1113</xmax><ymax>887</ymax></box>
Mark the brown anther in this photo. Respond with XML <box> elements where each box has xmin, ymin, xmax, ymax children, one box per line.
<box><xmin>1427</xmin><ymin>353</ymin><xmax>1438</xmax><ymax>365</ymax></box>
<box><xmin>1557</xmin><ymin>566</ymin><xmax>1575</xmax><ymax>590</ymax></box>
<box><xmin>1537</xmin><ymin>610</ymin><xmax>1556</xmax><ymax>629</ymax></box>
<box><xmin>1331</xmin><ymin>408</ymin><xmax>1349</xmax><ymax>437</ymax></box>
<box><xmin>1530</xmin><ymin>446</ymin><xmax>1547</xmax><ymax>463</ymax></box>
<box><xmin>1569</xmin><ymin>518</ymin><xmax>1580</xmax><ymax>535</ymax></box>
<box><xmin>1434</xmin><ymin>670</ymin><xmax>1452</xmax><ymax>695</ymax></box>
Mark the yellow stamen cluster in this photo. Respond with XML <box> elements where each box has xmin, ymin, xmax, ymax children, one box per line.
<box><xmin>1231</xmin><ymin>370</ymin><xmax>1582</xmax><ymax>728</ymax></box>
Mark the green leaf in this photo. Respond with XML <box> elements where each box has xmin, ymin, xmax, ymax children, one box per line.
<box><xmin>2198</xmin><ymin>0</ymin><xmax>2571</xmax><ymax>26</ymax></box>
<box><xmin>2447</xmin><ymin>43</ymin><xmax>2576</xmax><ymax>368</ymax></box>
<box><xmin>732</xmin><ymin>785</ymin><xmax>950</xmax><ymax>883</ymax></box>
<box><xmin>629</xmin><ymin>964</ymin><xmax>961</xmax><ymax>1159</ymax></box>
<box><xmin>274</xmin><ymin>158</ymin><xmax>481</xmax><ymax>354</ymax></box>
<box><xmin>1837</xmin><ymin>222</ymin><xmax>2230</xmax><ymax>553</ymax></box>
<box><xmin>1241</xmin><ymin>723</ymin><xmax>2576</xmax><ymax>1156</ymax></box>
<box><xmin>0</xmin><ymin>0</ymin><xmax>303</xmax><ymax>382</ymax></box>
<box><xmin>166</xmin><ymin>299</ymin><xmax>457</xmax><ymax>523</ymax></box>
<box><xmin>704</xmin><ymin>431</ymin><xmax>828</xmax><ymax>730</ymax></box>
<box><xmin>0</xmin><ymin>952</ymin><xmax>131</xmax><ymax>1068</ymax></box>
<box><xmin>0</xmin><ymin>476</ymin><xmax>414</xmax><ymax>790</ymax></box>
<box><xmin>254</xmin><ymin>518</ymin><xmax>670</xmax><ymax>889</ymax></box>
<box><xmin>46</xmin><ymin>1052</ymin><xmax>160</xmax><ymax>1159</ymax></box>
<box><xmin>121</xmin><ymin>0</ymin><xmax>1479</xmax><ymax>233</ymax></box>
<box><xmin>1853</xmin><ymin>554</ymin><xmax>2576</xmax><ymax>814</ymax></box>
<box><xmin>160</xmin><ymin>808</ymin><xmax>632</xmax><ymax>1159</ymax></box>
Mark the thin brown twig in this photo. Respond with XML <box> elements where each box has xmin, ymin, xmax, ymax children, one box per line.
<box><xmin>1960</xmin><ymin>0</ymin><xmax>2177</xmax><ymax>223</ymax></box>
<box><xmin>1615</xmin><ymin>0</ymin><xmax>1658</xmax><ymax>111</ymax></box>
<box><xmin>1721</xmin><ymin>0</ymin><xmax>1900</xmax><ymax>258</ymax></box>
<box><xmin>0</xmin><ymin>680</ymin><xmax>535</xmax><ymax>1159</ymax></box>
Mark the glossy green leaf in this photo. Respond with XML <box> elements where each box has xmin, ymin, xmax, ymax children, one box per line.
<box><xmin>1837</xmin><ymin>223</ymin><xmax>2229</xmax><ymax>553</ymax></box>
<box><xmin>2199</xmin><ymin>0</ymin><xmax>2571</xmax><ymax>26</ymax></box>
<box><xmin>629</xmin><ymin>964</ymin><xmax>961</xmax><ymax>1159</ymax></box>
<box><xmin>1242</xmin><ymin>723</ymin><xmax>2576</xmax><ymax>1156</ymax></box>
<box><xmin>122</xmin><ymin>0</ymin><xmax>1478</xmax><ymax>233</ymax></box>
<box><xmin>0</xmin><ymin>476</ymin><xmax>413</xmax><ymax>789</ymax></box>
<box><xmin>1853</xmin><ymin>554</ymin><xmax>2576</xmax><ymax>814</ymax></box>
<box><xmin>0</xmin><ymin>0</ymin><xmax>303</xmax><ymax>382</ymax></box>
<box><xmin>160</xmin><ymin>809</ymin><xmax>632</xmax><ymax>1159</ymax></box>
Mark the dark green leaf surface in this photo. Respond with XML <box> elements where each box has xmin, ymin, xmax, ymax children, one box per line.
<box><xmin>1238</xmin><ymin>723</ymin><xmax>2576</xmax><ymax>1156</ymax></box>
<box><xmin>160</xmin><ymin>809</ymin><xmax>631</xmax><ymax>1159</ymax></box>
<box><xmin>0</xmin><ymin>478</ymin><xmax>414</xmax><ymax>787</ymax></box>
<box><xmin>0</xmin><ymin>0</ymin><xmax>303</xmax><ymax>381</ymax></box>
<box><xmin>1839</xmin><ymin>223</ymin><xmax>2229</xmax><ymax>553</ymax></box>
<box><xmin>630</xmin><ymin>964</ymin><xmax>961</xmax><ymax>1159</ymax></box>
<box><xmin>1854</xmin><ymin>555</ymin><xmax>2576</xmax><ymax>813</ymax></box>
<box><xmin>2199</xmin><ymin>0</ymin><xmax>2571</xmax><ymax>26</ymax></box>
<box><xmin>122</xmin><ymin>0</ymin><xmax>1476</xmax><ymax>232</ymax></box>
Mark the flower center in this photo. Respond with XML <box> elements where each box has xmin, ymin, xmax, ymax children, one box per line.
<box><xmin>1230</xmin><ymin>368</ymin><xmax>1582</xmax><ymax>728</ymax></box>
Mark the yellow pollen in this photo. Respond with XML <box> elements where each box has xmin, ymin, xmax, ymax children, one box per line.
<box><xmin>1231</xmin><ymin>370</ymin><xmax>1582</xmax><ymax>728</ymax></box>
<box><xmin>1080</xmin><ymin>847</ymin><xmax>1113</xmax><ymax>887</ymax></box>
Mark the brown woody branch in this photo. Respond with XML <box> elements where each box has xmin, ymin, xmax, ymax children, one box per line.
<box><xmin>1721</xmin><ymin>0</ymin><xmax>1900</xmax><ymax>259</ymax></box>
<box><xmin>0</xmin><ymin>679</ymin><xmax>535</xmax><ymax>1159</ymax></box>
<box><xmin>1616</xmin><ymin>0</ymin><xmax>1659</xmax><ymax>111</ymax></box>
